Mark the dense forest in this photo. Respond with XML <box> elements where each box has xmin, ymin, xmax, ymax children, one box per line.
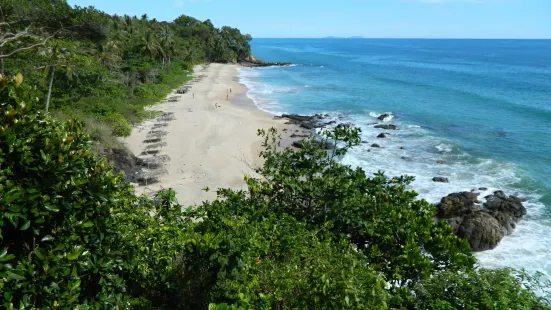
<box><xmin>1</xmin><ymin>1</ymin><xmax>551</xmax><ymax>309</ymax></box>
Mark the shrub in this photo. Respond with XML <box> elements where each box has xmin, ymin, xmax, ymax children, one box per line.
<box><xmin>104</xmin><ymin>112</ymin><xmax>132</xmax><ymax>137</ymax></box>
<box><xmin>0</xmin><ymin>75</ymin><xmax>133</xmax><ymax>308</ymax></box>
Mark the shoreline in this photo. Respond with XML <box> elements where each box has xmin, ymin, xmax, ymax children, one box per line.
<box><xmin>122</xmin><ymin>63</ymin><xmax>308</xmax><ymax>207</ymax></box>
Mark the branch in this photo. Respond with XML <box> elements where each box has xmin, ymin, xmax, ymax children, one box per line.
<box><xmin>0</xmin><ymin>27</ymin><xmax>29</xmax><ymax>47</ymax></box>
<box><xmin>0</xmin><ymin>29</ymin><xmax>60</xmax><ymax>59</ymax></box>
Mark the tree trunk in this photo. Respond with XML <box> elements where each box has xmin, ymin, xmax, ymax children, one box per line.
<box><xmin>45</xmin><ymin>65</ymin><xmax>55</xmax><ymax>112</ymax></box>
<box><xmin>0</xmin><ymin>47</ymin><xmax>4</xmax><ymax>76</ymax></box>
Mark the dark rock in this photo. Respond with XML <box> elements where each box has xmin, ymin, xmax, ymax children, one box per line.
<box><xmin>484</xmin><ymin>190</ymin><xmax>527</xmax><ymax>220</ymax></box>
<box><xmin>436</xmin><ymin>160</ymin><xmax>447</xmax><ymax>164</ymax></box>
<box><xmin>240</xmin><ymin>56</ymin><xmax>292</xmax><ymax>67</ymax></box>
<box><xmin>479</xmin><ymin>187</ymin><xmax>488</xmax><ymax>191</ymax></box>
<box><xmin>290</xmin><ymin>133</ymin><xmax>309</xmax><ymax>138</ymax></box>
<box><xmin>280</xmin><ymin>113</ymin><xmax>328</xmax><ymax>130</ymax></box>
<box><xmin>432</xmin><ymin>177</ymin><xmax>449</xmax><ymax>183</ymax></box>
<box><xmin>457</xmin><ymin>211</ymin><xmax>503</xmax><ymax>251</ymax></box>
<box><xmin>292</xmin><ymin>140</ymin><xmax>335</xmax><ymax>150</ymax></box>
<box><xmin>377</xmin><ymin>133</ymin><xmax>387</xmax><ymax>138</ymax></box>
<box><xmin>377</xmin><ymin>114</ymin><xmax>391</xmax><ymax>121</ymax></box>
<box><xmin>399</xmin><ymin>146</ymin><xmax>405</xmax><ymax>150</ymax></box>
<box><xmin>437</xmin><ymin>192</ymin><xmax>480</xmax><ymax>218</ymax></box>
<box><xmin>371</xmin><ymin>143</ymin><xmax>380</xmax><ymax>148</ymax></box>
<box><xmin>374</xmin><ymin>124</ymin><xmax>398</xmax><ymax>130</ymax></box>
<box><xmin>487</xmin><ymin>210</ymin><xmax>516</xmax><ymax>235</ymax></box>
<box><xmin>436</xmin><ymin>190</ymin><xmax>527</xmax><ymax>252</ymax></box>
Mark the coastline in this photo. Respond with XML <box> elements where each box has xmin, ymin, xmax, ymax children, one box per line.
<box><xmin>122</xmin><ymin>63</ymin><xmax>306</xmax><ymax>207</ymax></box>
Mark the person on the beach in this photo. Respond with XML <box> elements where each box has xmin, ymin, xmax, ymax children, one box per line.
<box><xmin>193</xmin><ymin>93</ymin><xmax>194</xmax><ymax>99</ymax></box>
<box><xmin>230</xmin><ymin>88</ymin><xmax>232</xmax><ymax>93</ymax></box>
<box><xmin>226</xmin><ymin>94</ymin><xmax>229</xmax><ymax>101</ymax></box>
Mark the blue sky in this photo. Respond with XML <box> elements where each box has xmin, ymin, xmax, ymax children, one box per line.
<box><xmin>67</xmin><ymin>0</ymin><xmax>551</xmax><ymax>39</ymax></box>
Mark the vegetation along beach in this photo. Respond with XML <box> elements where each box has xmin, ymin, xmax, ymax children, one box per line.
<box><xmin>1</xmin><ymin>0</ymin><xmax>550</xmax><ymax>309</ymax></box>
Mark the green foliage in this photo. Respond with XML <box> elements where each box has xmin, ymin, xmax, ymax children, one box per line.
<box><xmin>414</xmin><ymin>268</ymin><xmax>551</xmax><ymax>309</ymax></box>
<box><xmin>0</xmin><ymin>75</ymin><xmax>132</xmax><ymax>308</ymax></box>
<box><xmin>175</xmin><ymin>194</ymin><xmax>389</xmax><ymax>309</ymax></box>
<box><xmin>249</xmin><ymin>127</ymin><xmax>474</xmax><ymax>291</ymax></box>
<box><xmin>104</xmin><ymin>112</ymin><xmax>132</xmax><ymax>137</ymax></box>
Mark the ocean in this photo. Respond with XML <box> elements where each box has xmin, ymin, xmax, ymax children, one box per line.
<box><xmin>238</xmin><ymin>38</ymin><xmax>551</xmax><ymax>279</ymax></box>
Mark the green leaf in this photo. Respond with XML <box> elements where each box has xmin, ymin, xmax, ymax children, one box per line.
<box><xmin>20</xmin><ymin>220</ymin><xmax>30</xmax><ymax>231</ymax></box>
<box><xmin>82</xmin><ymin>221</ymin><xmax>93</xmax><ymax>228</ymax></box>
<box><xmin>41</xmin><ymin>235</ymin><xmax>54</xmax><ymax>242</ymax></box>
<box><xmin>34</xmin><ymin>248</ymin><xmax>46</xmax><ymax>260</ymax></box>
<box><xmin>6</xmin><ymin>271</ymin><xmax>25</xmax><ymax>281</ymax></box>
<box><xmin>0</xmin><ymin>254</ymin><xmax>15</xmax><ymax>263</ymax></box>
<box><xmin>67</xmin><ymin>247</ymin><xmax>83</xmax><ymax>260</ymax></box>
<box><xmin>0</xmin><ymin>248</ymin><xmax>7</xmax><ymax>258</ymax></box>
<box><xmin>43</xmin><ymin>205</ymin><xmax>60</xmax><ymax>212</ymax></box>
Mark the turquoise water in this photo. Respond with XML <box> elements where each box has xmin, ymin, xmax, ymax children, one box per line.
<box><xmin>239</xmin><ymin>39</ymin><xmax>551</xmax><ymax>278</ymax></box>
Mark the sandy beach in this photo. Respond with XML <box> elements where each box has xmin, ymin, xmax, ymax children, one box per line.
<box><xmin>123</xmin><ymin>63</ymin><xmax>305</xmax><ymax>206</ymax></box>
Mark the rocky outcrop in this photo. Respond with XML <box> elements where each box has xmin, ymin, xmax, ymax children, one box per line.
<box><xmin>377</xmin><ymin>133</ymin><xmax>387</xmax><ymax>138</ymax></box>
<box><xmin>378</xmin><ymin>114</ymin><xmax>391</xmax><ymax>121</ymax></box>
<box><xmin>371</xmin><ymin>143</ymin><xmax>380</xmax><ymax>148</ymax></box>
<box><xmin>276</xmin><ymin>114</ymin><xmax>329</xmax><ymax>130</ymax></box>
<box><xmin>374</xmin><ymin>124</ymin><xmax>398</xmax><ymax>130</ymax></box>
<box><xmin>240</xmin><ymin>55</ymin><xmax>292</xmax><ymax>68</ymax></box>
<box><xmin>432</xmin><ymin>177</ymin><xmax>449</xmax><ymax>183</ymax></box>
<box><xmin>292</xmin><ymin>139</ymin><xmax>335</xmax><ymax>150</ymax></box>
<box><xmin>456</xmin><ymin>212</ymin><xmax>503</xmax><ymax>251</ymax></box>
<box><xmin>276</xmin><ymin>113</ymin><xmax>340</xmax><ymax>130</ymax></box>
<box><xmin>436</xmin><ymin>191</ymin><xmax>527</xmax><ymax>251</ymax></box>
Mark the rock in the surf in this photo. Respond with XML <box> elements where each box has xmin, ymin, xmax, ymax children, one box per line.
<box><xmin>378</xmin><ymin>114</ymin><xmax>391</xmax><ymax>121</ymax></box>
<box><xmin>437</xmin><ymin>192</ymin><xmax>480</xmax><ymax>218</ymax></box>
<box><xmin>484</xmin><ymin>190</ymin><xmax>527</xmax><ymax>221</ymax></box>
<box><xmin>371</xmin><ymin>143</ymin><xmax>380</xmax><ymax>148</ymax></box>
<box><xmin>374</xmin><ymin>124</ymin><xmax>398</xmax><ymax>130</ymax></box>
<box><xmin>436</xmin><ymin>190</ymin><xmax>527</xmax><ymax>252</ymax></box>
<box><xmin>456</xmin><ymin>211</ymin><xmax>503</xmax><ymax>251</ymax></box>
<box><xmin>436</xmin><ymin>160</ymin><xmax>447</xmax><ymax>164</ymax></box>
<box><xmin>432</xmin><ymin>177</ymin><xmax>449</xmax><ymax>183</ymax></box>
<box><xmin>292</xmin><ymin>139</ymin><xmax>335</xmax><ymax>150</ymax></box>
<box><xmin>377</xmin><ymin>133</ymin><xmax>387</xmax><ymax>138</ymax></box>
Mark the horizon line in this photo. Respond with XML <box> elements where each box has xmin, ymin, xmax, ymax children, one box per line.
<box><xmin>252</xmin><ymin>37</ymin><xmax>551</xmax><ymax>40</ymax></box>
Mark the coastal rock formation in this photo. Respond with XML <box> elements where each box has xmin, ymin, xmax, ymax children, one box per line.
<box><xmin>371</xmin><ymin>143</ymin><xmax>380</xmax><ymax>148</ymax></box>
<box><xmin>374</xmin><ymin>124</ymin><xmax>398</xmax><ymax>130</ymax></box>
<box><xmin>437</xmin><ymin>191</ymin><xmax>480</xmax><ymax>218</ymax></box>
<box><xmin>436</xmin><ymin>190</ymin><xmax>527</xmax><ymax>251</ymax></box>
<box><xmin>292</xmin><ymin>140</ymin><xmax>335</xmax><ymax>150</ymax></box>
<box><xmin>432</xmin><ymin>177</ymin><xmax>449</xmax><ymax>183</ymax></box>
<box><xmin>456</xmin><ymin>211</ymin><xmax>503</xmax><ymax>251</ymax></box>
<box><xmin>277</xmin><ymin>114</ymin><xmax>328</xmax><ymax>129</ymax></box>
<box><xmin>378</xmin><ymin>114</ymin><xmax>391</xmax><ymax>121</ymax></box>
<box><xmin>377</xmin><ymin>133</ymin><xmax>387</xmax><ymax>138</ymax></box>
<box><xmin>240</xmin><ymin>55</ymin><xmax>292</xmax><ymax>67</ymax></box>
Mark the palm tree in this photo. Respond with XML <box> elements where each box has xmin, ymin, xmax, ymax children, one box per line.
<box><xmin>138</xmin><ymin>31</ymin><xmax>160</xmax><ymax>60</ymax></box>
<box><xmin>39</xmin><ymin>42</ymin><xmax>77</xmax><ymax>112</ymax></box>
<box><xmin>158</xmin><ymin>24</ymin><xmax>175</xmax><ymax>67</ymax></box>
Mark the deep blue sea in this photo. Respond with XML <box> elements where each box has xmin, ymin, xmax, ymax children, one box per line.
<box><xmin>238</xmin><ymin>38</ymin><xmax>551</xmax><ymax>278</ymax></box>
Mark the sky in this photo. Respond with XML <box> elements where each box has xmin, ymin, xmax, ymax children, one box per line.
<box><xmin>67</xmin><ymin>0</ymin><xmax>551</xmax><ymax>39</ymax></box>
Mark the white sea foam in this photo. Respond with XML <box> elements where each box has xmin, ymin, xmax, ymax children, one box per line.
<box><xmin>435</xmin><ymin>143</ymin><xmax>453</xmax><ymax>153</ymax></box>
